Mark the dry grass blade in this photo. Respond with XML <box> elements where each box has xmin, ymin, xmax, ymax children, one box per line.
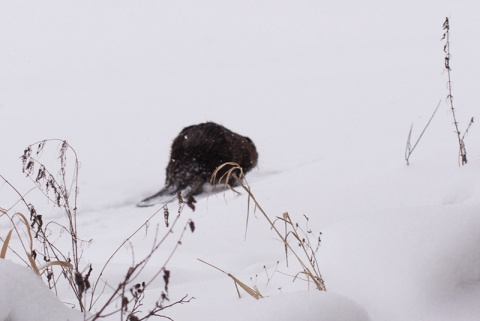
<box><xmin>27</xmin><ymin>252</ymin><xmax>40</xmax><ymax>275</ymax></box>
<box><xmin>404</xmin><ymin>100</ymin><xmax>441</xmax><ymax>165</ymax></box>
<box><xmin>211</xmin><ymin>163</ymin><xmax>251</xmax><ymax>238</ymax></box>
<box><xmin>1</xmin><ymin>229</ymin><xmax>13</xmax><ymax>259</ymax></box>
<box><xmin>228</xmin><ymin>273</ymin><xmax>263</xmax><ymax>300</ymax></box>
<box><xmin>39</xmin><ymin>260</ymin><xmax>74</xmax><ymax>271</ymax></box>
<box><xmin>210</xmin><ymin>162</ymin><xmax>244</xmax><ymax>190</ymax></box>
<box><xmin>1</xmin><ymin>212</ymin><xmax>37</xmax><ymax>265</ymax></box>
<box><xmin>198</xmin><ymin>258</ymin><xmax>263</xmax><ymax>300</ymax></box>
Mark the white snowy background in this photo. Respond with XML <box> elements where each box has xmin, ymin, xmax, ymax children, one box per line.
<box><xmin>1</xmin><ymin>0</ymin><xmax>480</xmax><ymax>320</ymax></box>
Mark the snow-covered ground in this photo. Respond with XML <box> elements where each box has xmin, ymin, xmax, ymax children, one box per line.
<box><xmin>1</xmin><ymin>1</ymin><xmax>480</xmax><ymax>320</ymax></box>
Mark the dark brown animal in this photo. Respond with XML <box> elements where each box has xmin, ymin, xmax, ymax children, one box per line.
<box><xmin>139</xmin><ymin>122</ymin><xmax>258</xmax><ymax>208</ymax></box>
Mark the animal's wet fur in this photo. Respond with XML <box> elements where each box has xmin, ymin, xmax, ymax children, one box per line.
<box><xmin>140</xmin><ymin>122</ymin><xmax>258</xmax><ymax>209</ymax></box>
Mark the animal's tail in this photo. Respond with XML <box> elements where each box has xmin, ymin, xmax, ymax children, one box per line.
<box><xmin>137</xmin><ymin>186</ymin><xmax>178</xmax><ymax>207</ymax></box>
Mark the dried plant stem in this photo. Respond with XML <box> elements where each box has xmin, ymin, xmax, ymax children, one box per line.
<box><xmin>442</xmin><ymin>17</ymin><xmax>470</xmax><ymax>166</ymax></box>
<box><xmin>405</xmin><ymin>100</ymin><xmax>441</xmax><ymax>165</ymax></box>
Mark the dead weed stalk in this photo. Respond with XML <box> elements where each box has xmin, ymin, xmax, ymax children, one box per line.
<box><xmin>442</xmin><ymin>17</ymin><xmax>474</xmax><ymax>165</ymax></box>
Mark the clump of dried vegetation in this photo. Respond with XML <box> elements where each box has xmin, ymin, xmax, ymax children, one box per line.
<box><xmin>0</xmin><ymin>139</ymin><xmax>194</xmax><ymax>320</ymax></box>
<box><xmin>198</xmin><ymin>162</ymin><xmax>326</xmax><ymax>300</ymax></box>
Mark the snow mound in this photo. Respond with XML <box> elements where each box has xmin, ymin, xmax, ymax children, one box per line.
<box><xmin>243</xmin><ymin>291</ymin><xmax>370</xmax><ymax>321</ymax></box>
<box><xmin>0</xmin><ymin>259</ymin><xmax>84</xmax><ymax>321</ymax></box>
<box><xmin>176</xmin><ymin>290</ymin><xmax>370</xmax><ymax>321</ymax></box>
<box><xmin>321</xmin><ymin>204</ymin><xmax>480</xmax><ymax>321</ymax></box>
